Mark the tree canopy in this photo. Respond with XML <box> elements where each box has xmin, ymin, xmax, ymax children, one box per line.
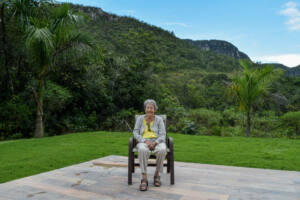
<box><xmin>0</xmin><ymin>1</ymin><xmax>299</xmax><ymax>139</ymax></box>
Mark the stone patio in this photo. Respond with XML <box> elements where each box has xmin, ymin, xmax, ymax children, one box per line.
<box><xmin>0</xmin><ymin>155</ymin><xmax>299</xmax><ymax>200</ymax></box>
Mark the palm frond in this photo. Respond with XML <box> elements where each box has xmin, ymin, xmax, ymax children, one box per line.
<box><xmin>11</xmin><ymin>0</ymin><xmax>35</xmax><ymax>27</ymax></box>
<box><xmin>25</xmin><ymin>19</ymin><xmax>54</xmax><ymax>65</ymax></box>
<box><xmin>230</xmin><ymin>60</ymin><xmax>281</xmax><ymax>113</ymax></box>
<box><xmin>53</xmin><ymin>32</ymin><xmax>94</xmax><ymax>57</ymax></box>
<box><xmin>50</xmin><ymin>3</ymin><xmax>84</xmax><ymax>33</ymax></box>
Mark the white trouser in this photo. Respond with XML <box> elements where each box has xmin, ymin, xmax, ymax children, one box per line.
<box><xmin>137</xmin><ymin>142</ymin><xmax>167</xmax><ymax>174</ymax></box>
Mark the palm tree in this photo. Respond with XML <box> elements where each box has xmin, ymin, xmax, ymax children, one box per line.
<box><xmin>230</xmin><ymin>60</ymin><xmax>281</xmax><ymax>137</ymax></box>
<box><xmin>24</xmin><ymin>3</ymin><xmax>93</xmax><ymax>137</ymax></box>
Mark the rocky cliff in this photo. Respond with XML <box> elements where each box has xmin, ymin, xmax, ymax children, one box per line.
<box><xmin>184</xmin><ymin>39</ymin><xmax>250</xmax><ymax>60</ymax></box>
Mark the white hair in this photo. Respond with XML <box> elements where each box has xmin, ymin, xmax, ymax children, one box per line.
<box><xmin>144</xmin><ymin>99</ymin><xmax>158</xmax><ymax>111</ymax></box>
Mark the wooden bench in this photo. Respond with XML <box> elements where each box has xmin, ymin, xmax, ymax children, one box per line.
<box><xmin>128</xmin><ymin>115</ymin><xmax>175</xmax><ymax>185</ymax></box>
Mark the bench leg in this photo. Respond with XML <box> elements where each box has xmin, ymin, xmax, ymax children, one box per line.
<box><xmin>167</xmin><ymin>153</ymin><xmax>170</xmax><ymax>173</ymax></box>
<box><xmin>132</xmin><ymin>153</ymin><xmax>135</xmax><ymax>173</ymax></box>
<box><xmin>170</xmin><ymin>152</ymin><xmax>175</xmax><ymax>185</ymax></box>
<box><xmin>128</xmin><ymin>143</ymin><xmax>133</xmax><ymax>185</ymax></box>
<box><xmin>128</xmin><ymin>154</ymin><xmax>132</xmax><ymax>185</ymax></box>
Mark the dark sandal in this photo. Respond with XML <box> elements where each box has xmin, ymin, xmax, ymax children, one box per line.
<box><xmin>140</xmin><ymin>179</ymin><xmax>148</xmax><ymax>191</ymax></box>
<box><xmin>154</xmin><ymin>176</ymin><xmax>161</xmax><ymax>187</ymax></box>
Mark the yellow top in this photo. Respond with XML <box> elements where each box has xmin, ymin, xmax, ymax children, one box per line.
<box><xmin>142</xmin><ymin>119</ymin><xmax>157</xmax><ymax>139</ymax></box>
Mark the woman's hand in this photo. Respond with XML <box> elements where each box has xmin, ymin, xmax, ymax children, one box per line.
<box><xmin>145</xmin><ymin>141</ymin><xmax>157</xmax><ymax>150</ymax></box>
<box><xmin>151</xmin><ymin>142</ymin><xmax>158</xmax><ymax>150</ymax></box>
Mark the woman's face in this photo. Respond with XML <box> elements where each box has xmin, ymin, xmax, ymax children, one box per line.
<box><xmin>145</xmin><ymin>103</ymin><xmax>155</xmax><ymax>117</ymax></box>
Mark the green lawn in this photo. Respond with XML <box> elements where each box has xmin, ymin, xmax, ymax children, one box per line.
<box><xmin>0</xmin><ymin>131</ymin><xmax>299</xmax><ymax>183</ymax></box>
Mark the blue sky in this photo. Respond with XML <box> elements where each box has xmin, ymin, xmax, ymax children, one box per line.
<box><xmin>57</xmin><ymin>0</ymin><xmax>300</xmax><ymax>67</ymax></box>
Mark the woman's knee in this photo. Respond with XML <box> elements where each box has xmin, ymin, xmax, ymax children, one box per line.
<box><xmin>138</xmin><ymin>147</ymin><xmax>149</xmax><ymax>154</ymax></box>
<box><xmin>158</xmin><ymin>148</ymin><xmax>167</xmax><ymax>155</ymax></box>
<box><xmin>156</xmin><ymin>146</ymin><xmax>167</xmax><ymax>155</ymax></box>
<box><xmin>138</xmin><ymin>144</ymin><xmax>149</xmax><ymax>154</ymax></box>
<box><xmin>156</xmin><ymin>143</ymin><xmax>167</xmax><ymax>153</ymax></box>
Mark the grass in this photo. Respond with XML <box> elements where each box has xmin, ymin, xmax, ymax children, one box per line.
<box><xmin>0</xmin><ymin>131</ymin><xmax>300</xmax><ymax>183</ymax></box>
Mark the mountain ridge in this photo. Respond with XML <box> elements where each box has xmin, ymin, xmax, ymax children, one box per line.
<box><xmin>261</xmin><ymin>63</ymin><xmax>300</xmax><ymax>77</ymax></box>
<box><xmin>74</xmin><ymin>4</ymin><xmax>299</xmax><ymax>76</ymax></box>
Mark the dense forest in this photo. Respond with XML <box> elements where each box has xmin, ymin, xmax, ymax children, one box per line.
<box><xmin>0</xmin><ymin>1</ymin><xmax>299</xmax><ymax>140</ymax></box>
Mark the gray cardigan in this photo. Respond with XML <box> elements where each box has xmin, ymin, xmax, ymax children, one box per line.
<box><xmin>133</xmin><ymin>115</ymin><xmax>166</xmax><ymax>144</ymax></box>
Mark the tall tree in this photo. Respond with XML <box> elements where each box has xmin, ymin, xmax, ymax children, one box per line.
<box><xmin>24</xmin><ymin>3</ymin><xmax>93</xmax><ymax>137</ymax></box>
<box><xmin>230</xmin><ymin>60</ymin><xmax>281</xmax><ymax>137</ymax></box>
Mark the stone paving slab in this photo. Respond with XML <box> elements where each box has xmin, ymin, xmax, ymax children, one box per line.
<box><xmin>0</xmin><ymin>155</ymin><xmax>299</xmax><ymax>200</ymax></box>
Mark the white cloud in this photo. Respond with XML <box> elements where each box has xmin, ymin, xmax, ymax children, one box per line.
<box><xmin>253</xmin><ymin>54</ymin><xmax>300</xmax><ymax>67</ymax></box>
<box><xmin>279</xmin><ymin>1</ymin><xmax>300</xmax><ymax>30</ymax></box>
<box><xmin>162</xmin><ymin>22</ymin><xmax>190</xmax><ymax>27</ymax></box>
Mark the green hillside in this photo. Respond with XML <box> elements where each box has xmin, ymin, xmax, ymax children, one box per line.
<box><xmin>76</xmin><ymin>5</ymin><xmax>242</xmax><ymax>72</ymax></box>
<box><xmin>76</xmin><ymin>4</ymin><xmax>300</xmax><ymax>113</ymax></box>
<box><xmin>0</xmin><ymin>2</ymin><xmax>299</xmax><ymax>139</ymax></box>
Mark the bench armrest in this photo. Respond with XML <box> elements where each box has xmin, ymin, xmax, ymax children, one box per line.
<box><xmin>167</xmin><ymin>137</ymin><xmax>173</xmax><ymax>152</ymax></box>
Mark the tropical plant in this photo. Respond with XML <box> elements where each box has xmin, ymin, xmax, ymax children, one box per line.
<box><xmin>21</xmin><ymin>2</ymin><xmax>93</xmax><ymax>137</ymax></box>
<box><xmin>230</xmin><ymin>60</ymin><xmax>281</xmax><ymax>137</ymax></box>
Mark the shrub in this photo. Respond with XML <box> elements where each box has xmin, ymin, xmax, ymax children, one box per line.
<box><xmin>159</xmin><ymin>92</ymin><xmax>187</xmax><ymax>132</ymax></box>
<box><xmin>102</xmin><ymin>108</ymin><xmax>138</xmax><ymax>131</ymax></box>
<box><xmin>57</xmin><ymin>112</ymin><xmax>89</xmax><ymax>134</ymax></box>
<box><xmin>0</xmin><ymin>98</ymin><xmax>33</xmax><ymax>140</ymax></box>
<box><xmin>198</xmin><ymin>126</ymin><xmax>209</xmax><ymax>135</ymax></box>
<box><xmin>221</xmin><ymin>126</ymin><xmax>244</xmax><ymax>137</ymax></box>
<box><xmin>280</xmin><ymin>111</ymin><xmax>300</xmax><ymax>137</ymax></box>
<box><xmin>251</xmin><ymin>111</ymin><xmax>279</xmax><ymax>137</ymax></box>
<box><xmin>87</xmin><ymin>111</ymin><xmax>98</xmax><ymax>129</ymax></box>
<box><xmin>189</xmin><ymin>108</ymin><xmax>222</xmax><ymax>129</ymax></box>
<box><xmin>221</xmin><ymin>107</ymin><xmax>243</xmax><ymax>126</ymax></box>
<box><xmin>181</xmin><ymin>120</ymin><xmax>198</xmax><ymax>135</ymax></box>
<box><xmin>43</xmin><ymin>81</ymin><xmax>72</xmax><ymax>113</ymax></box>
<box><xmin>209</xmin><ymin>125</ymin><xmax>222</xmax><ymax>136</ymax></box>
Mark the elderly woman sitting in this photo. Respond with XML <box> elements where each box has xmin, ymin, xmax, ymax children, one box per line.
<box><xmin>133</xmin><ymin>99</ymin><xmax>167</xmax><ymax>191</ymax></box>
